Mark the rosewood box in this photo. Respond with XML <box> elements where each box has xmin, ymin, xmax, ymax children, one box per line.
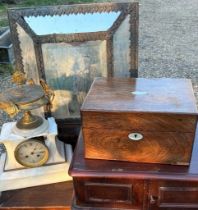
<box><xmin>81</xmin><ymin>78</ymin><xmax>198</xmax><ymax>165</ymax></box>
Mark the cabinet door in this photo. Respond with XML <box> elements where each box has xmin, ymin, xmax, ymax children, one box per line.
<box><xmin>148</xmin><ymin>181</ymin><xmax>198</xmax><ymax>210</ymax></box>
<box><xmin>74</xmin><ymin>177</ymin><xmax>145</xmax><ymax>210</ymax></box>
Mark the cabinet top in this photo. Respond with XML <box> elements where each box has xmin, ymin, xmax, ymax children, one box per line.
<box><xmin>69</xmin><ymin>127</ymin><xmax>198</xmax><ymax>181</ymax></box>
<box><xmin>81</xmin><ymin>78</ymin><xmax>198</xmax><ymax>115</ymax></box>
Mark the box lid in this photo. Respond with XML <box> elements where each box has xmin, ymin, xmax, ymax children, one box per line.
<box><xmin>81</xmin><ymin>77</ymin><xmax>198</xmax><ymax>114</ymax></box>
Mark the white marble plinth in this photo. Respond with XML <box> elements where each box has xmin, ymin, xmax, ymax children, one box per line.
<box><xmin>0</xmin><ymin>143</ymin><xmax>72</xmax><ymax>192</ymax></box>
<box><xmin>12</xmin><ymin>117</ymin><xmax>49</xmax><ymax>138</ymax></box>
<box><xmin>0</xmin><ymin>118</ymin><xmax>73</xmax><ymax>192</ymax></box>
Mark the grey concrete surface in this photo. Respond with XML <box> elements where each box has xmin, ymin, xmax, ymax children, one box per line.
<box><xmin>139</xmin><ymin>0</ymin><xmax>198</xmax><ymax>102</ymax></box>
<box><xmin>109</xmin><ymin>0</ymin><xmax>198</xmax><ymax>104</ymax></box>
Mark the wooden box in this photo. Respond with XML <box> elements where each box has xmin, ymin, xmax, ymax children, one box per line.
<box><xmin>81</xmin><ymin>78</ymin><xmax>198</xmax><ymax>165</ymax></box>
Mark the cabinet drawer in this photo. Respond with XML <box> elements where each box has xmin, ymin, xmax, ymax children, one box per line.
<box><xmin>83</xmin><ymin>128</ymin><xmax>194</xmax><ymax>165</ymax></box>
<box><xmin>149</xmin><ymin>181</ymin><xmax>198</xmax><ymax>209</ymax></box>
<box><xmin>85</xmin><ymin>183</ymin><xmax>132</xmax><ymax>203</ymax></box>
<box><xmin>73</xmin><ymin>178</ymin><xmax>144</xmax><ymax>209</ymax></box>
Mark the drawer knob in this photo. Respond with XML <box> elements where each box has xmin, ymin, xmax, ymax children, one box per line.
<box><xmin>128</xmin><ymin>133</ymin><xmax>143</xmax><ymax>141</ymax></box>
<box><xmin>150</xmin><ymin>195</ymin><xmax>158</xmax><ymax>204</ymax></box>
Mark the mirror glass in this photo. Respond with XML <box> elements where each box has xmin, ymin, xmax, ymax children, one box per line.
<box><xmin>11</xmin><ymin>3</ymin><xmax>136</xmax><ymax>120</ymax></box>
<box><xmin>24</xmin><ymin>12</ymin><xmax>121</xmax><ymax>35</ymax></box>
<box><xmin>41</xmin><ymin>40</ymin><xmax>108</xmax><ymax>118</ymax></box>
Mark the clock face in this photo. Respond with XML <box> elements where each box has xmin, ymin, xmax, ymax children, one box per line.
<box><xmin>14</xmin><ymin>138</ymin><xmax>49</xmax><ymax>168</ymax></box>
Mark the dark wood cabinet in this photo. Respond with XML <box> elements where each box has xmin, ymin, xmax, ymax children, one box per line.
<box><xmin>73</xmin><ymin>178</ymin><xmax>144</xmax><ymax>209</ymax></box>
<box><xmin>148</xmin><ymin>181</ymin><xmax>198</xmax><ymax>209</ymax></box>
<box><xmin>69</xmin><ymin>127</ymin><xmax>198</xmax><ymax>210</ymax></box>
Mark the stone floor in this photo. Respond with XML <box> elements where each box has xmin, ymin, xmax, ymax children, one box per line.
<box><xmin>110</xmin><ymin>0</ymin><xmax>198</xmax><ymax>103</ymax></box>
<box><xmin>138</xmin><ymin>0</ymin><xmax>198</xmax><ymax>105</ymax></box>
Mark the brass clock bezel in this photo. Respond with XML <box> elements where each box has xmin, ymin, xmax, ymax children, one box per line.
<box><xmin>14</xmin><ymin>138</ymin><xmax>49</xmax><ymax>168</ymax></box>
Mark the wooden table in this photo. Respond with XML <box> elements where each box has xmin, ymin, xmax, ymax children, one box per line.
<box><xmin>0</xmin><ymin>181</ymin><xmax>73</xmax><ymax>210</ymax></box>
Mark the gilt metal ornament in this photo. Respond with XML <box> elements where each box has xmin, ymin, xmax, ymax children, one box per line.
<box><xmin>0</xmin><ymin>71</ymin><xmax>54</xmax><ymax>130</ymax></box>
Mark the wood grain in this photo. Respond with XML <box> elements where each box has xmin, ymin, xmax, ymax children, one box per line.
<box><xmin>81</xmin><ymin>78</ymin><xmax>198</xmax><ymax>114</ymax></box>
<box><xmin>83</xmin><ymin>128</ymin><xmax>195</xmax><ymax>165</ymax></box>
<box><xmin>0</xmin><ymin>181</ymin><xmax>73</xmax><ymax>210</ymax></box>
<box><xmin>73</xmin><ymin>177</ymin><xmax>144</xmax><ymax>210</ymax></box>
<box><xmin>82</xmin><ymin>112</ymin><xmax>197</xmax><ymax>133</ymax></box>
<box><xmin>149</xmin><ymin>181</ymin><xmax>198</xmax><ymax>209</ymax></box>
<box><xmin>82</xmin><ymin>78</ymin><xmax>198</xmax><ymax>164</ymax></box>
<box><xmin>69</xmin><ymin>131</ymin><xmax>198</xmax><ymax>210</ymax></box>
<box><xmin>69</xmin><ymin>129</ymin><xmax>198</xmax><ymax>180</ymax></box>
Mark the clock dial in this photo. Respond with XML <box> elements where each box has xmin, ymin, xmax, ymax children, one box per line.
<box><xmin>15</xmin><ymin>138</ymin><xmax>49</xmax><ymax>167</ymax></box>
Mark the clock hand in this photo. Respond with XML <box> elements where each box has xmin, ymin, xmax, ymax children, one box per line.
<box><xmin>33</xmin><ymin>143</ymin><xmax>39</xmax><ymax>151</ymax></box>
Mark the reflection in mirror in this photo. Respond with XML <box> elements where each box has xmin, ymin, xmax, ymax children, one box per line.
<box><xmin>24</xmin><ymin>12</ymin><xmax>121</xmax><ymax>35</ymax></box>
<box><xmin>42</xmin><ymin>40</ymin><xmax>107</xmax><ymax>119</ymax></box>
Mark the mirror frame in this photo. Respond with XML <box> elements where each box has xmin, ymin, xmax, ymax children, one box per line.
<box><xmin>8</xmin><ymin>2</ymin><xmax>139</xmax><ymax>145</ymax></box>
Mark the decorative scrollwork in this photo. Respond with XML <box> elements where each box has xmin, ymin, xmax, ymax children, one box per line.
<box><xmin>40</xmin><ymin>79</ymin><xmax>55</xmax><ymax>112</ymax></box>
<box><xmin>12</xmin><ymin>70</ymin><xmax>27</xmax><ymax>85</ymax></box>
<box><xmin>0</xmin><ymin>97</ymin><xmax>19</xmax><ymax>118</ymax></box>
<box><xmin>9</xmin><ymin>3</ymin><xmax>132</xmax><ymax>18</ymax></box>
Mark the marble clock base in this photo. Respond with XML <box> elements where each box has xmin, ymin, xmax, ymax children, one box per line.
<box><xmin>12</xmin><ymin>117</ymin><xmax>49</xmax><ymax>137</ymax></box>
<box><xmin>0</xmin><ymin>118</ymin><xmax>72</xmax><ymax>192</ymax></box>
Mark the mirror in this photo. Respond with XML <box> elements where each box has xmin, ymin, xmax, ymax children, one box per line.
<box><xmin>25</xmin><ymin>12</ymin><xmax>121</xmax><ymax>35</ymax></box>
<box><xmin>8</xmin><ymin>2</ymin><xmax>139</xmax><ymax>136</ymax></box>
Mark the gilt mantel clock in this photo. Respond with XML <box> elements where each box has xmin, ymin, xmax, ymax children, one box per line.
<box><xmin>0</xmin><ymin>71</ymin><xmax>72</xmax><ymax>192</ymax></box>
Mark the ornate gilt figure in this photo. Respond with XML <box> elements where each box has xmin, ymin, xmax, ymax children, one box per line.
<box><xmin>0</xmin><ymin>96</ymin><xmax>19</xmax><ymax>118</ymax></box>
<box><xmin>0</xmin><ymin>70</ymin><xmax>54</xmax><ymax>130</ymax></box>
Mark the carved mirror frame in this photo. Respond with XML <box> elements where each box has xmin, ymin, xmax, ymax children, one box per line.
<box><xmin>8</xmin><ymin>2</ymin><xmax>139</xmax><ymax>144</ymax></box>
